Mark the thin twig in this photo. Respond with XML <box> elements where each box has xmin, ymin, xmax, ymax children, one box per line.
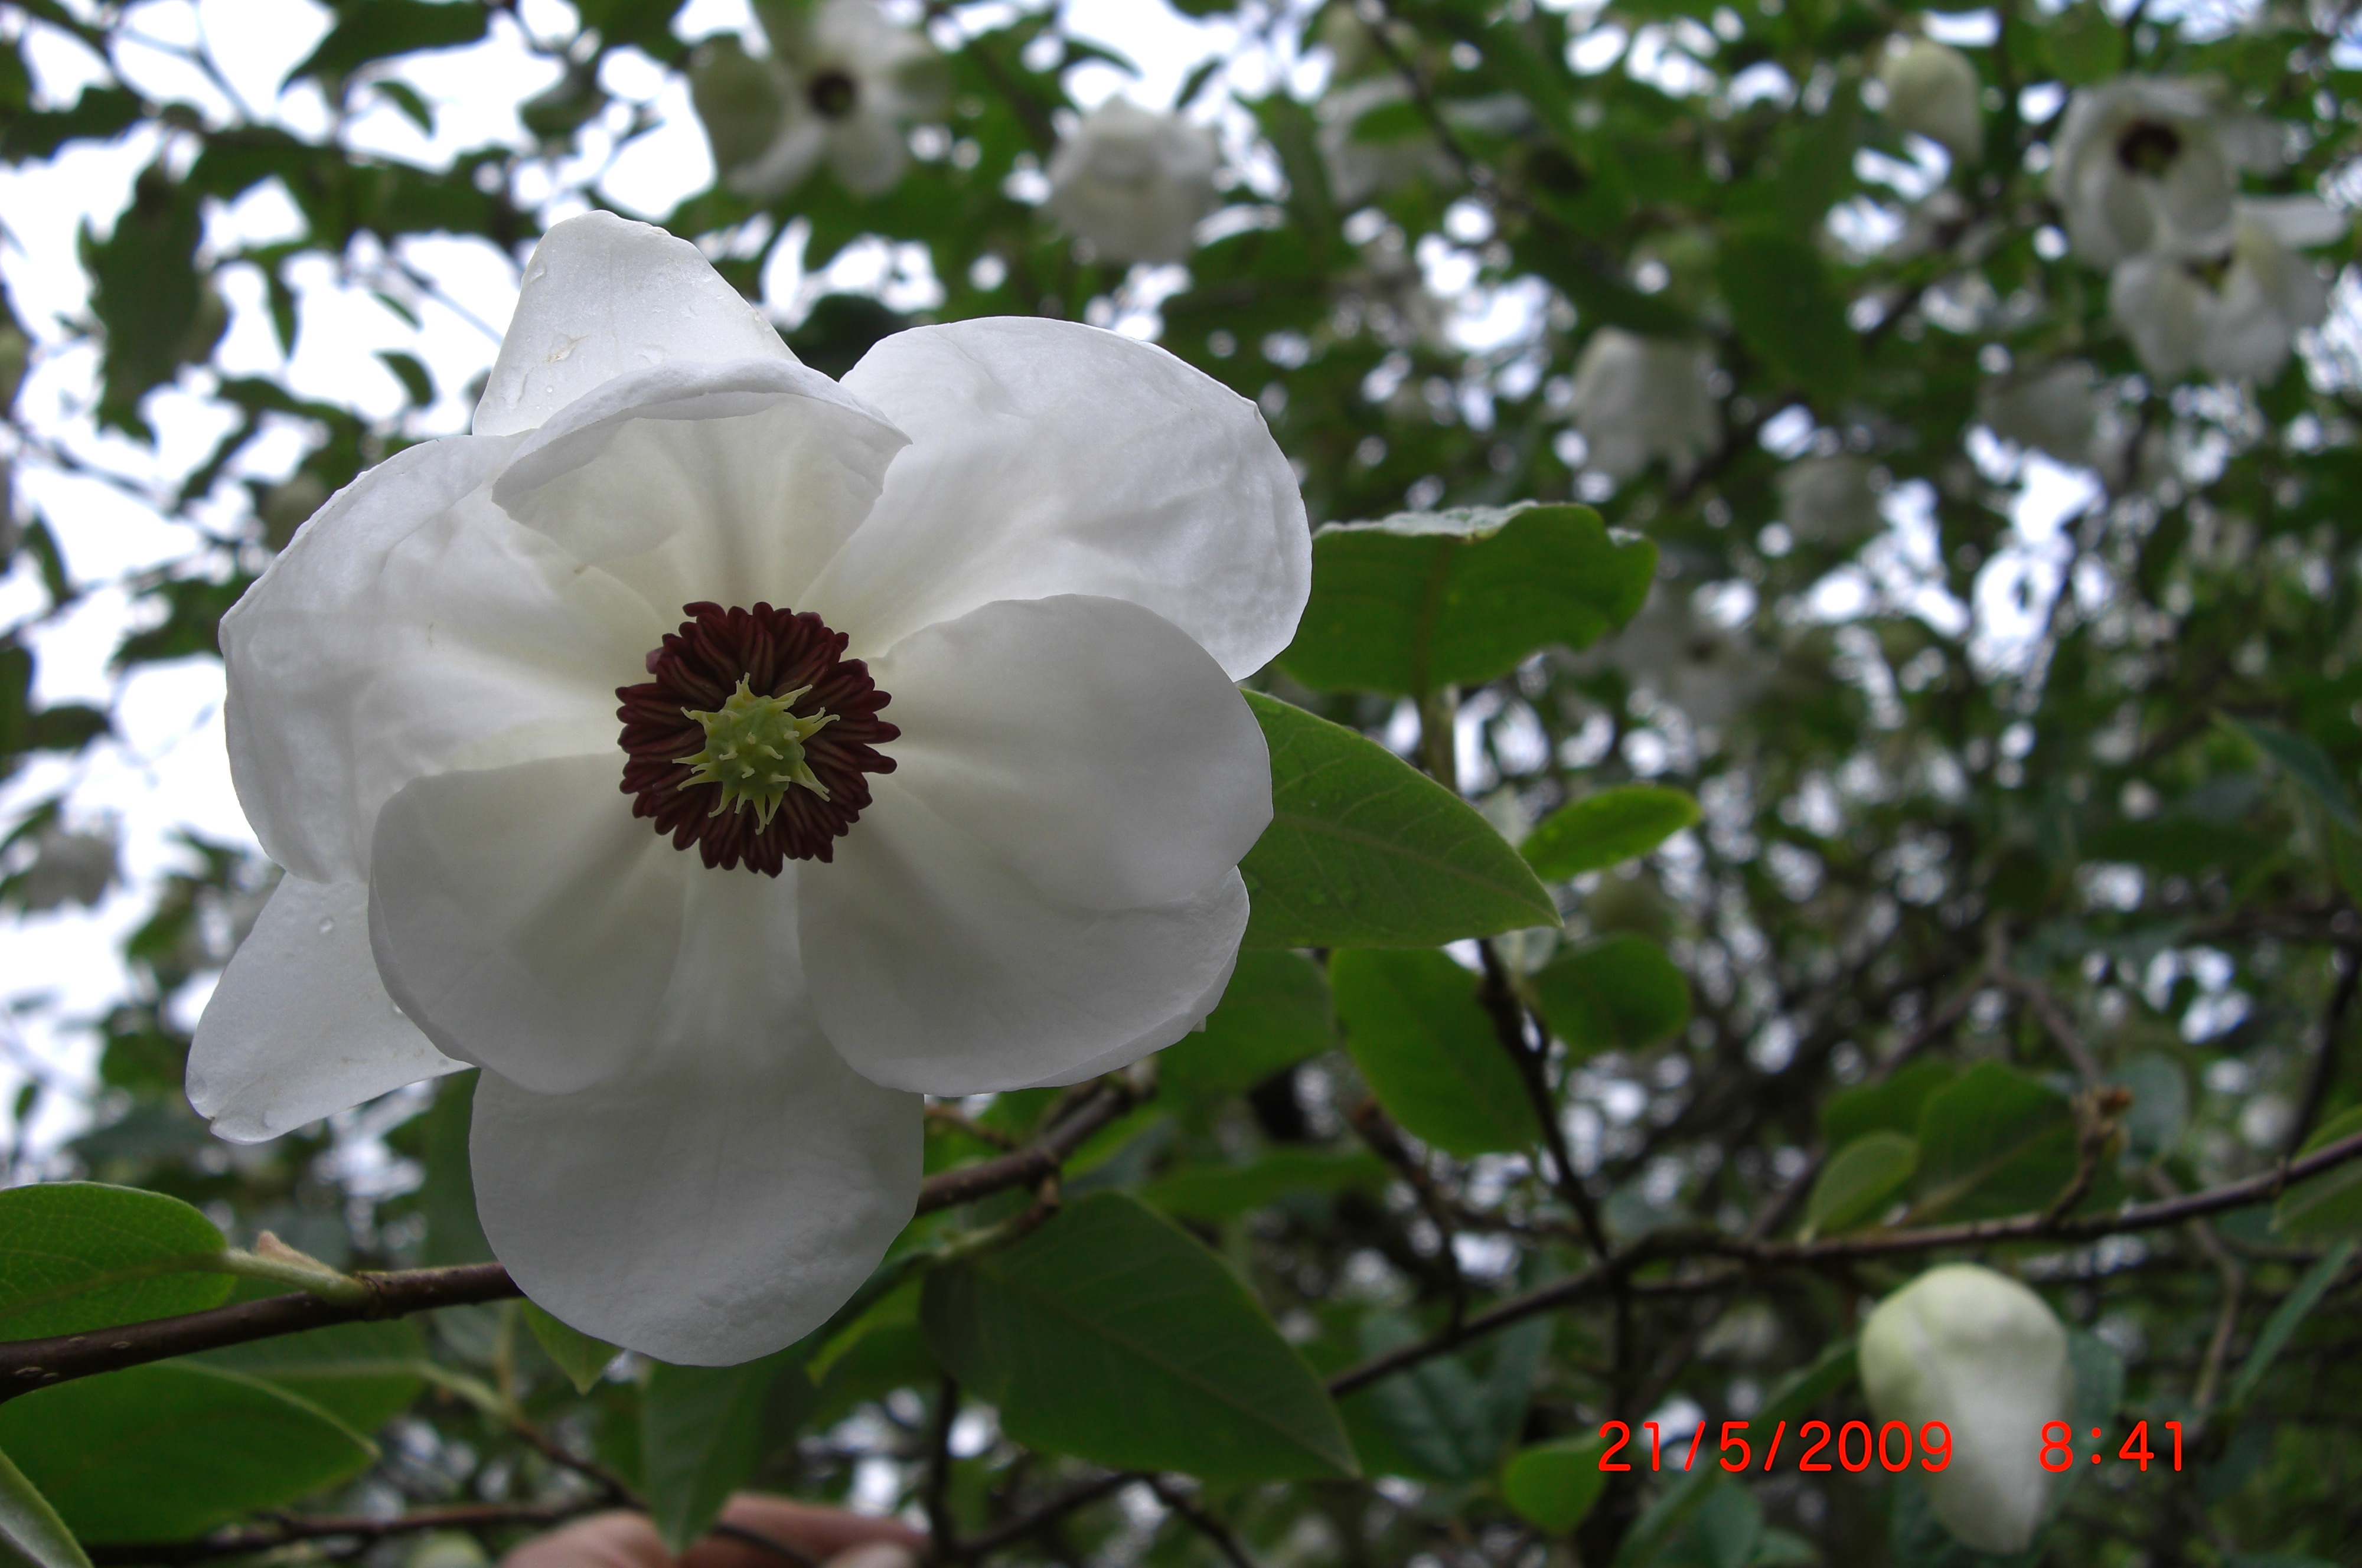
<box><xmin>83</xmin><ymin>1500</ymin><xmax>609</xmax><ymax>1565</ymax></box>
<box><xmin>1145</xmin><ymin>1478</ymin><xmax>1258</xmax><ymax>1568</ymax></box>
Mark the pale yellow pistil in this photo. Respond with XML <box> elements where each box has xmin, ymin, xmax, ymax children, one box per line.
<box><xmin>676</xmin><ymin>677</ymin><xmax>838</xmax><ymax>827</ymax></box>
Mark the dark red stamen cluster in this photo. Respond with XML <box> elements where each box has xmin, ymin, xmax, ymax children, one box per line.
<box><xmin>618</xmin><ymin>602</ymin><xmax>896</xmax><ymax>874</ymax></box>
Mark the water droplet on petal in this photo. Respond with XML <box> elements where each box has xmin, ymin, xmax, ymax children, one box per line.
<box><xmin>317</xmin><ymin>916</ymin><xmax>335</xmax><ymax>935</ymax></box>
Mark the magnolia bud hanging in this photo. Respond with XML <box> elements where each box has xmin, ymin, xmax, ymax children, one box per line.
<box><xmin>1859</xmin><ymin>1263</ymin><xmax>2071</xmax><ymax>1554</ymax></box>
<box><xmin>1880</xmin><ymin>40</ymin><xmax>1982</xmax><ymax>163</ymax></box>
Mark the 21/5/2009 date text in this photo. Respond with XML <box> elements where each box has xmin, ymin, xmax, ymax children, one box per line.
<box><xmin>1598</xmin><ymin>1419</ymin><xmax>1950</xmax><ymax>1474</ymax></box>
<box><xmin>1595</xmin><ymin>1417</ymin><xmax>2192</xmax><ymax>1474</ymax></box>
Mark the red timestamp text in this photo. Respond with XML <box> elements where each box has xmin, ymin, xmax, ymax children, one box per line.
<box><xmin>2040</xmin><ymin>1419</ymin><xmax>2185</xmax><ymax>1471</ymax></box>
<box><xmin>1596</xmin><ymin>1419</ymin><xmax>1953</xmax><ymax>1474</ymax></box>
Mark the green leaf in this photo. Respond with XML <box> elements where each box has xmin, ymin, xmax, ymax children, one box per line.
<box><xmin>376</xmin><ymin>349</ymin><xmax>433</xmax><ymax>406</ymax></box>
<box><xmin>417</xmin><ymin>1072</ymin><xmax>494</xmax><ymax>1266</ymax></box>
<box><xmin>1500</xmin><ymin>1434</ymin><xmax>1611</xmax><ymax>1533</ymax></box>
<box><xmin>1353</xmin><ymin>1311</ymin><xmax>1548</xmax><ymax>1481</ymax></box>
<box><xmin>1523</xmin><ymin>786</ymin><xmax>1701</xmax><ymax>880</ymax></box>
<box><xmin>921</xmin><ymin>1192</ymin><xmax>1356</xmax><ymax>1482</ymax></box>
<box><xmin>0</xmin><ymin>1446</ymin><xmax>89</xmax><ymax>1568</ymax></box>
<box><xmin>1238</xmin><ymin>694</ymin><xmax>1558</xmax><ymax>949</ymax></box>
<box><xmin>0</xmin><ymin>1182</ymin><xmax>231</xmax><ymax>1340</ymax></box>
<box><xmin>2107</xmin><ymin>1053</ymin><xmax>2188</xmax><ymax>1162</ymax></box>
<box><xmin>193</xmin><ymin>1316</ymin><xmax>432</xmax><ymax>1435</ymax></box>
<box><xmin>1822</xmin><ymin>1060</ymin><xmax>1956</xmax><ymax>1150</ymax></box>
<box><xmin>1159</xmin><ymin>950</ymin><xmax>1335</xmax><ymax>1102</ymax></box>
<box><xmin>1530</xmin><ymin>936</ymin><xmax>1692</xmax><ymax>1059</ymax></box>
<box><xmin>2274</xmin><ymin>1105</ymin><xmax>2362</xmax><ymax>1240</ymax></box>
<box><xmin>1331</xmin><ymin>948</ymin><xmax>1539</xmax><ymax>1158</ymax></box>
<box><xmin>1911</xmin><ymin>1062</ymin><xmax>2077</xmax><ymax>1223</ymax></box>
<box><xmin>1143</xmin><ymin>1148</ymin><xmax>1389</xmax><ymax>1221</ymax></box>
<box><xmin>2219</xmin><ymin>714</ymin><xmax>2361</xmax><ymax>835</ymax></box>
<box><xmin>1803</xmin><ymin>1132</ymin><xmax>1919</xmax><ymax>1236</ymax></box>
<box><xmin>1717</xmin><ymin>227</ymin><xmax>1858</xmax><ymax>401</ymax></box>
<box><xmin>642</xmin><ymin>1351</ymin><xmax>813</xmax><ymax>1553</ymax></box>
<box><xmin>292</xmin><ymin>1</ymin><xmax>490</xmax><ymax>81</ymax></box>
<box><xmin>524</xmin><ymin>1302</ymin><xmax>618</xmax><ymax>1396</ymax></box>
<box><xmin>2044</xmin><ymin>3</ymin><xmax>2126</xmax><ymax>84</ymax></box>
<box><xmin>2225</xmin><ymin>1239</ymin><xmax>2357</xmax><ymax>1412</ymax></box>
<box><xmin>0</xmin><ymin>1364</ymin><xmax>374</xmax><ymax>1542</ymax></box>
<box><xmin>1278</xmin><ymin>504</ymin><xmax>1655</xmax><ymax>697</ymax></box>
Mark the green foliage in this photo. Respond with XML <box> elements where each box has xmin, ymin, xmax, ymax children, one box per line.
<box><xmin>1500</xmin><ymin>1433</ymin><xmax>1612</xmax><ymax>1532</ymax></box>
<box><xmin>522</xmin><ymin>1303</ymin><xmax>617</xmax><ymax>1397</ymax></box>
<box><xmin>1330</xmin><ymin>948</ymin><xmax>1539</xmax><ymax>1157</ymax></box>
<box><xmin>921</xmin><ymin>1194</ymin><xmax>1356</xmax><ymax>1482</ymax></box>
<box><xmin>1803</xmin><ymin>1130</ymin><xmax>1919</xmax><ymax>1236</ymax></box>
<box><xmin>1522</xmin><ymin>785</ymin><xmax>1701</xmax><ymax>880</ymax></box>
<box><xmin>641</xmin><ymin>1351</ymin><xmax>814</xmax><ymax>1552</ymax></box>
<box><xmin>1353</xmin><ymin>1312</ymin><xmax>1548</xmax><ymax>1481</ymax></box>
<box><xmin>2275</xmin><ymin>1106</ymin><xmax>2362</xmax><ymax>1240</ymax></box>
<box><xmin>1278</xmin><ymin>504</ymin><xmax>1655</xmax><ymax>695</ymax></box>
<box><xmin>0</xmin><ymin>1184</ymin><xmax>229</xmax><ymax>1340</ymax></box>
<box><xmin>0</xmin><ymin>1365</ymin><xmax>373</xmax><ymax>1541</ymax></box>
<box><xmin>1911</xmin><ymin>1063</ymin><xmax>2079</xmax><ymax>1223</ymax></box>
<box><xmin>1158</xmin><ymin>950</ymin><xmax>1334</xmax><ymax>1103</ymax></box>
<box><xmin>1237</xmin><ymin>693</ymin><xmax>1557</xmax><ymax>948</ymax></box>
<box><xmin>193</xmin><ymin>1315</ymin><xmax>432</xmax><ymax>1435</ymax></box>
<box><xmin>0</xmin><ymin>1446</ymin><xmax>90</xmax><ymax>1568</ymax></box>
<box><xmin>1531</xmin><ymin>936</ymin><xmax>1692</xmax><ymax>1058</ymax></box>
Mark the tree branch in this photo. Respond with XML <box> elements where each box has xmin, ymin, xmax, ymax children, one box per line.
<box><xmin>0</xmin><ymin>1079</ymin><xmax>1143</xmax><ymax>1402</ymax></box>
<box><xmin>83</xmin><ymin>1500</ymin><xmax>610</xmax><ymax>1565</ymax></box>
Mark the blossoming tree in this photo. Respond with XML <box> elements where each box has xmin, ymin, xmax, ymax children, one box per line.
<box><xmin>1</xmin><ymin>0</ymin><xmax>2359</xmax><ymax>1564</ymax></box>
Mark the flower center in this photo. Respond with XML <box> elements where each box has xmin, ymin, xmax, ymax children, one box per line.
<box><xmin>616</xmin><ymin>603</ymin><xmax>896</xmax><ymax>875</ymax></box>
<box><xmin>807</xmin><ymin>70</ymin><xmax>859</xmax><ymax>119</ymax></box>
<box><xmin>2115</xmin><ymin>119</ymin><xmax>2182</xmax><ymax>177</ymax></box>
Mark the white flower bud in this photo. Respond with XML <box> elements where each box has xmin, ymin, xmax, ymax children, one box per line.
<box><xmin>1859</xmin><ymin>1263</ymin><xmax>2071</xmax><ymax>1554</ymax></box>
<box><xmin>1880</xmin><ymin>40</ymin><xmax>1982</xmax><ymax>162</ymax></box>
<box><xmin>1565</xmin><ymin>328</ymin><xmax>1720</xmax><ymax>484</ymax></box>
<box><xmin>1046</xmin><ymin>100</ymin><xmax>1220</xmax><ymax>266</ymax></box>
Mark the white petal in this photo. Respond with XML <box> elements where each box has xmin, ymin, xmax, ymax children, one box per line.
<box><xmin>368</xmin><ymin>756</ymin><xmax>691</xmax><ymax>1096</ymax></box>
<box><xmin>730</xmin><ymin>116</ymin><xmax>828</xmax><ymax>200</ymax></box>
<box><xmin>474</xmin><ymin>212</ymin><xmax>798</xmax><ymax>439</ymax></box>
<box><xmin>870</xmin><ymin>595</ymin><xmax>1268</xmax><ymax>910</ymax></box>
<box><xmin>2243</xmin><ymin>194</ymin><xmax>2350</xmax><ymax>250</ymax></box>
<box><xmin>827</xmin><ymin>112</ymin><xmax>907</xmax><ymax>195</ymax></box>
<box><xmin>1044</xmin><ymin>943</ymin><xmax>1239</xmax><ymax>1088</ymax></box>
<box><xmin>224</xmin><ymin>439</ymin><xmax>660</xmax><ymax>884</ymax></box>
<box><xmin>491</xmin><ymin>358</ymin><xmax>908</xmax><ymax>616</ymax></box>
<box><xmin>189</xmin><ymin>877</ymin><xmax>462</xmax><ymax>1142</ymax></box>
<box><xmin>472</xmin><ymin>871</ymin><xmax>920</xmax><ymax>1364</ymax></box>
<box><xmin>2108</xmin><ymin>257</ymin><xmax>2203</xmax><ymax>380</ymax></box>
<box><xmin>813</xmin><ymin>319</ymin><xmax>1310</xmax><ymax>680</ymax></box>
<box><xmin>801</xmin><ymin>787</ymin><xmax>1249</xmax><ymax>1094</ymax></box>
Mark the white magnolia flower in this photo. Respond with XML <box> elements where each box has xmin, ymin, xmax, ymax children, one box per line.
<box><xmin>188</xmin><ymin>213</ymin><xmax>1309</xmax><ymax>1365</ymax></box>
<box><xmin>1045</xmin><ymin>99</ymin><xmax>1220</xmax><ymax>266</ymax></box>
<box><xmin>2108</xmin><ymin>197</ymin><xmax>2345</xmax><ymax>382</ymax></box>
<box><xmin>690</xmin><ymin>0</ymin><xmax>947</xmax><ymax>200</ymax></box>
<box><xmin>1879</xmin><ymin>39</ymin><xmax>1982</xmax><ymax>164</ymax></box>
<box><xmin>1775</xmin><ymin>455</ymin><xmax>1882</xmax><ymax>545</ymax></box>
<box><xmin>1860</xmin><ymin>1263</ymin><xmax>2071</xmax><ymax>1554</ymax></box>
<box><xmin>1567</xmin><ymin>328</ymin><xmax>1720</xmax><ymax>484</ymax></box>
<box><xmin>2049</xmin><ymin>76</ymin><xmax>2279</xmax><ymax>266</ymax></box>
<box><xmin>1977</xmin><ymin>360</ymin><xmax>2099</xmax><ymax>466</ymax></box>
